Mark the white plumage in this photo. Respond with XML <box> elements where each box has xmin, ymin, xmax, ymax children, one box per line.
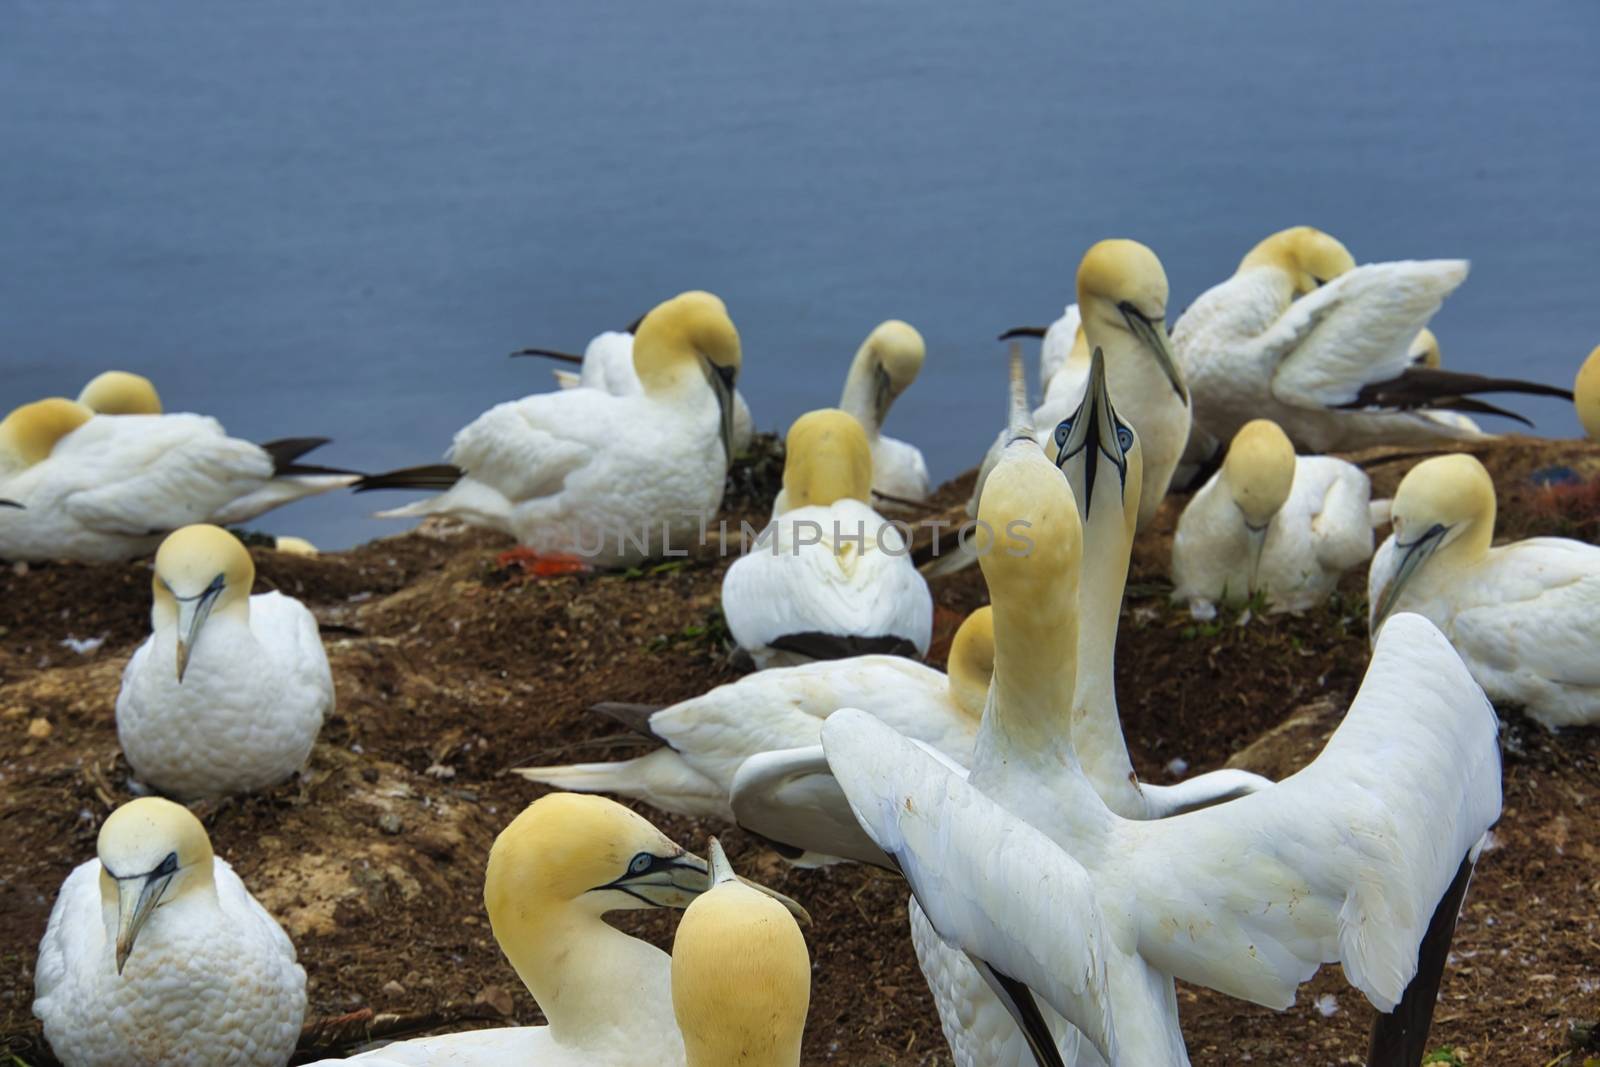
<box><xmin>834</xmin><ymin>320</ymin><xmax>931</xmax><ymax>506</ymax></box>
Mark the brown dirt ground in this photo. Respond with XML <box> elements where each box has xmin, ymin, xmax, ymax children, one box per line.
<box><xmin>2</xmin><ymin>434</ymin><xmax>1597</xmax><ymax>1067</ymax></box>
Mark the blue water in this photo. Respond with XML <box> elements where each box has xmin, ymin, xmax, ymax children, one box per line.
<box><xmin>4</xmin><ymin>1</ymin><xmax>1598</xmax><ymax>548</ymax></box>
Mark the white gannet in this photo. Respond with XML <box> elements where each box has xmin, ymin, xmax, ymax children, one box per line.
<box><xmin>0</xmin><ymin>398</ymin><xmax>358</xmax><ymax>562</ymax></box>
<box><xmin>33</xmin><ymin>797</ymin><xmax>306</xmax><ymax>1067</ymax></box>
<box><xmin>1369</xmin><ymin>452</ymin><xmax>1600</xmax><ymax>728</ymax></box>
<box><xmin>722</xmin><ymin>409</ymin><xmax>931</xmax><ymax>667</ymax></box>
<box><xmin>306</xmin><ymin>793</ymin><xmax>806</xmax><ymax>1066</ymax></box>
<box><xmin>1174</xmin><ymin>226</ymin><xmax>1572</xmax><ymax>456</ymax></box>
<box><xmin>358</xmin><ymin>291</ymin><xmax>742</xmax><ymax>570</ymax></box>
<box><xmin>671</xmin><ymin>838</ymin><xmax>811</xmax><ymax>1067</ymax></box>
<box><xmin>835</xmin><ymin>319</ymin><xmax>931</xmax><ymax>506</ymax></box>
<box><xmin>1171</xmin><ymin>418</ymin><xmax>1373</xmax><ymax>618</ymax></box>
<box><xmin>825</xmin><ymin>423</ymin><xmax>1502</xmax><ymax>1066</ymax></box>
<box><xmin>116</xmin><ymin>525</ymin><xmax>333</xmax><ymax>800</ymax></box>
<box><xmin>514</xmin><ymin>328</ymin><xmax>756</xmax><ymax>454</ymax></box>
<box><xmin>1577</xmin><ymin>343</ymin><xmax>1600</xmax><ymax>440</ymax></box>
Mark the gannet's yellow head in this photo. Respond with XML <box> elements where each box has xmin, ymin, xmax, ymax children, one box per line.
<box><xmin>1237</xmin><ymin>226</ymin><xmax>1357</xmax><ymax>296</ymax></box>
<box><xmin>77</xmin><ymin>371</ymin><xmax>162</xmax><ymax>415</ymax></box>
<box><xmin>780</xmin><ymin>409</ymin><xmax>872</xmax><ymax>511</ymax></box>
<box><xmin>1575</xmin><ymin>344</ymin><xmax>1600</xmax><ymax>441</ymax></box>
<box><xmin>152</xmin><ymin>525</ymin><xmax>255</xmax><ymax>682</ymax></box>
<box><xmin>854</xmin><ymin>319</ymin><xmax>925</xmax><ymax>428</ymax></box>
<box><xmin>1221</xmin><ymin>419</ymin><xmax>1296</xmax><ymax>530</ymax></box>
<box><xmin>1051</xmin><ymin>348</ymin><xmax>1143</xmax><ymax>539</ymax></box>
<box><xmin>96</xmin><ymin>797</ymin><xmax>215</xmax><ymax>974</ymax></box>
<box><xmin>1373</xmin><ymin>454</ymin><xmax>1497</xmax><ymax>623</ymax></box>
<box><xmin>633</xmin><ymin>291</ymin><xmax>743</xmax><ymax>458</ymax></box>
<box><xmin>1075</xmin><ymin>239</ymin><xmax>1185</xmax><ymax>401</ymax></box>
<box><xmin>0</xmin><ymin>398</ymin><xmax>93</xmax><ymax>468</ymax></box>
<box><xmin>273</xmin><ymin>535</ymin><xmax>319</xmax><ymax>557</ymax></box>
<box><xmin>1408</xmin><ymin>329</ymin><xmax>1443</xmax><ymax>370</ymax></box>
<box><xmin>946</xmin><ymin>606</ymin><xmax>995</xmax><ymax>719</ymax></box>
<box><xmin>671</xmin><ymin>839</ymin><xmax>810</xmax><ymax>1067</ymax></box>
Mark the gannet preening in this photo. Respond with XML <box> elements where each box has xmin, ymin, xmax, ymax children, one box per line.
<box><xmin>515</xmin><ymin>609</ymin><xmax>992</xmax><ymax>868</ymax></box>
<box><xmin>1577</xmin><ymin>344</ymin><xmax>1600</xmax><ymax>440</ymax></box>
<box><xmin>671</xmin><ymin>839</ymin><xmax>811</xmax><ymax>1067</ymax></box>
<box><xmin>0</xmin><ymin>398</ymin><xmax>359</xmax><ymax>562</ymax></box>
<box><xmin>514</xmin><ymin>327</ymin><xmax>756</xmax><ymax>454</ymax></box>
<box><xmin>824</xmin><ymin>418</ymin><xmax>1502</xmax><ymax>1067</ymax></box>
<box><xmin>1171</xmin><ymin>418</ymin><xmax>1374</xmax><ymax>618</ymax></box>
<box><xmin>1370</xmin><ymin>453</ymin><xmax>1600</xmax><ymax>728</ymax></box>
<box><xmin>1174</xmin><ymin>226</ymin><xmax>1573</xmax><ymax>456</ymax></box>
<box><xmin>307</xmin><ymin>793</ymin><xmax>807</xmax><ymax>1066</ymax></box>
<box><xmin>836</xmin><ymin>319</ymin><xmax>931</xmax><ymax>506</ymax></box>
<box><xmin>33</xmin><ymin>797</ymin><xmax>305</xmax><ymax>1067</ymax></box>
<box><xmin>77</xmin><ymin>370</ymin><xmax>162</xmax><ymax>415</ymax></box>
<box><xmin>116</xmin><ymin>525</ymin><xmax>333</xmax><ymax>799</ymax></box>
<box><xmin>722</xmin><ymin>409</ymin><xmax>931</xmax><ymax>667</ymax></box>
<box><xmin>358</xmin><ymin>291</ymin><xmax>742</xmax><ymax>569</ymax></box>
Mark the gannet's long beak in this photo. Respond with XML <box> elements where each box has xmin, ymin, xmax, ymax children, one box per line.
<box><xmin>1373</xmin><ymin>522</ymin><xmax>1449</xmax><ymax>624</ymax></box>
<box><xmin>1005</xmin><ymin>342</ymin><xmax>1032</xmax><ymax>444</ymax></box>
<box><xmin>114</xmin><ymin>859</ymin><xmax>177</xmax><ymax>974</ymax></box>
<box><xmin>510</xmin><ymin>347</ymin><xmax>584</xmax><ymax>363</ymax></box>
<box><xmin>0</xmin><ymin>499</ymin><xmax>22</xmax><ymax>509</ymax></box>
<box><xmin>1245</xmin><ymin>523</ymin><xmax>1270</xmax><ymax>591</ymax></box>
<box><xmin>1053</xmin><ymin>348</ymin><xmax>1124</xmax><ymax>515</ymax></box>
<box><xmin>173</xmin><ymin>574</ymin><xmax>226</xmax><ymax>682</ymax></box>
<box><xmin>706</xmin><ymin>837</ymin><xmax>735</xmax><ymax>887</ymax></box>
<box><xmin>593</xmin><ymin>846</ymin><xmax>810</xmax><ymax>923</ymax></box>
<box><xmin>1119</xmin><ymin>304</ymin><xmax>1187</xmax><ymax>402</ymax></box>
<box><xmin>873</xmin><ymin>365</ymin><xmax>894</xmax><ymax>428</ymax></box>
<box><xmin>706</xmin><ymin>362</ymin><xmax>739</xmax><ymax>460</ymax></box>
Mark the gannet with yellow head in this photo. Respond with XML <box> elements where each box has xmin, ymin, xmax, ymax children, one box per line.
<box><xmin>672</xmin><ymin>839</ymin><xmax>811</xmax><ymax>1067</ymax></box>
<box><xmin>77</xmin><ymin>370</ymin><xmax>163</xmax><ymax>415</ymax></box>
<box><xmin>313</xmin><ymin>793</ymin><xmax>807</xmax><ymax>1066</ymax></box>
<box><xmin>517</xmin><ymin>607</ymin><xmax>992</xmax><ymax>867</ymax></box>
<box><xmin>1174</xmin><ymin>225</ymin><xmax>1571</xmax><ymax>457</ymax></box>
<box><xmin>33</xmin><ymin>797</ymin><xmax>305</xmax><ymax>1067</ymax></box>
<box><xmin>721</xmin><ymin>408</ymin><xmax>931</xmax><ymax>668</ymax></box>
<box><xmin>1172</xmin><ymin>417</ymin><xmax>1373</xmax><ymax>618</ymax></box>
<box><xmin>116</xmin><ymin>524</ymin><xmax>333</xmax><ymax>799</ymax></box>
<box><xmin>836</xmin><ymin>319</ymin><xmax>931</xmax><ymax>506</ymax></box>
<box><xmin>1576</xmin><ymin>344</ymin><xmax>1600</xmax><ymax>441</ymax></box>
<box><xmin>361</xmin><ymin>290</ymin><xmax>745</xmax><ymax>569</ymax></box>
<box><xmin>1370</xmin><ymin>453</ymin><xmax>1600</xmax><ymax>728</ymax></box>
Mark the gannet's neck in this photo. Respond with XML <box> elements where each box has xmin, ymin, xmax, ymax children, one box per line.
<box><xmin>1085</xmin><ymin>319</ymin><xmax>1179</xmax><ymax>414</ymax></box>
<box><xmin>1072</xmin><ymin>503</ymin><xmax>1144</xmax><ymax>815</ymax></box>
<box><xmin>837</xmin><ymin>344</ymin><xmax>884</xmax><ymax>438</ymax></box>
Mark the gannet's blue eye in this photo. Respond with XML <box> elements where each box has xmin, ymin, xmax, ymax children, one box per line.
<box><xmin>1116</xmin><ymin>426</ymin><xmax>1134</xmax><ymax>453</ymax></box>
<box><xmin>1054</xmin><ymin>420</ymin><xmax>1072</xmax><ymax>446</ymax></box>
<box><xmin>628</xmin><ymin>852</ymin><xmax>653</xmax><ymax>875</ymax></box>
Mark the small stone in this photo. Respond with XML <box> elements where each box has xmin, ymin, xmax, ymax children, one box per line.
<box><xmin>27</xmin><ymin>718</ymin><xmax>52</xmax><ymax>740</ymax></box>
<box><xmin>378</xmin><ymin>812</ymin><xmax>403</xmax><ymax>835</ymax></box>
<box><xmin>474</xmin><ymin>984</ymin><xmax>514</xmax><ymax>1017</ymax></box>
<box><xmin>381</xmin><ymin>980</ymin><xmax>406</xmax><ymax>998</ymax></box>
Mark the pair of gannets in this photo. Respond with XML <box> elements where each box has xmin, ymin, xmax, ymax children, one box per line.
<box><xmin>0</xmin><ymin>377</ymin><xmax>357</xmax><ymax>562</ymax></box>
<box><xmin>308</xmin><ymin>794</ymin><xmax>809</xmax><ymax>1066</ymax></box>
<box><xmin>823</xmin><ymin>400</ymin><xmax>1503</xmax><ymax>1065</ymax></box>
<box><xmin>1171</xmin><ymin>418</ymin><xmax>1374</xmax><ymax>618</ymax></box>
<box><xmin>1173</xmin><ymin>226</ymin><xmax>1573</xmax><ymax>458</ymax></box>
<box><xmin>722</xmin><ymin>409</ymin><xmax>932</xmax><ymax>667</ymax></box>
<box><xmin>34</xmin><ymin>797</ymin><xmax>306</xmax><ymax>1067</ymax></box>
<box><xmin>117</xmin><ymin>525</ymin><xmax>333</xmax><ymax>799</ymax></box>
<box><xmin>1371</xmin><ymin>453</ymin><xmax>1600</xmax><ymax>728</ymax></box>
<box><xmin>359</xmin><ymin>291</ymin><xmax>742</xmax><ymax>569</ymax></box>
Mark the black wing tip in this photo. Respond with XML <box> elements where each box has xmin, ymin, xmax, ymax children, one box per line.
<box><xmin>258</xmin><ymin>436</ymin><xmax>335</xmax><ymax>474</ymax></box>
<box><xmin>997</xmin><ymin>325</ymin><xmax>1049</xmax><ymax>341</ymax></box>
<box><xmin>766</xmin><ymin>632</ymin><xmax>922</xmax><ymax>662</ymax></box>
<box><xmin>1365</xmin><ymin>855</ymin><xmax>1476</xmax><ymax>1067</ymax></box>
<box><xmin>352</xmin><ymin>464</ymin><xmax>463</xmax><ymax>493</ymax></box>
<box><xmin>589</xmin><ymin>701</ymin><xmax>666</xmax><ymax>742</ymax></box>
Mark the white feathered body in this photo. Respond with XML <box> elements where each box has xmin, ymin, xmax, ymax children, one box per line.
<box><xmin>1037</xmin><ymin>304</ymin><xmax>1083</xmax><ymax>391</ymax></box>
<box><xmin>721</xmin><ymin>498</ymin><xmax>932</xmax><ymax>668</ymax></box>
<box><xmin>1172</xmin><ymin>455</ymin><xmax>1373</xmax><ymax>614</ymax></box>
<box><xmin>869</xmin><ymin>434</ymin><xmax>930</xmax><ymax>505</ymax></box>
<box><xmin>117</xmin><ymin>592</ymin><xmax>333</xmax><ymax>799</ymax></box>
<box><xmin>33</xmin><ymin>857</ymin><xmax>305</xmax><ymax>1067</ymax></box>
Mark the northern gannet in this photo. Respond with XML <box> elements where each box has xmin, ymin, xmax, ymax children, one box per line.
<box><xmin>1577</xmin><ymin>344</ymin><xmax>1600</xmax><ymax>440</ymax></box>
<box><xmin>671</xmin><ymin>839</ymin><xmax>811</xmax><ymax>1067</ymax></box>
<box><xmin>515</xmin><ymin>608</ymin><xmax>989</xmax><ymax>864</ymax></box>
<box><xmin>77</xmin><ymin>370</ymin><xmax>162</xmax><ymax>415</ymax></box>
<box><xmin>836</xmin><ymin>319</ymin><xmax>931</xmax><ymax>506</ymax></box>
<box><xmin>1174</xmin><ymin>226</ymin><xmax>1572</xmax><ymax>456</ymax></box>
<box><xmin>117</xmin><ymin>525</ymin><xmax>333</xmax><ymax>799</ymax></box>
<box><xmin>824</xmin><ymin>415</ymin><xmax>1502</xmax><ymax>1067</ymax></box>
<box><xmin>514</xmin><ymin>327</ymin><xmax>756</xmax><ymax>454</ymax></box>
<box><xmin>1370</xmin><ymin>452</ymin><xmax>1600</xmax><ymax>728</ymax></box>
<box><xmin>0</xmin><ymin>398</ymin><xmax>357</xmax><ymax>562</ymax></box>
<box><xmin>1171</xmin><ymin>418</ymin><xmax>1373</xmax><ymax>618</ymax></box>
<box><xmin>358</xmin><ymin>291</ymin><xmax>742</xmax><ymax>569</ymax></box>
<box><xmin>722</xmin><ymin>409</ymin><xmax>931</xmax><ymax>667</ymax></box>
<box><xmin>307</xmin><ymin>793</ymin><xmax>806</xmax><ymax>1066</ymax></box>
<box><xmin>33</xmin><ymin>797</ymin><xmax>306</xmax><ymax>1067</ymax></box>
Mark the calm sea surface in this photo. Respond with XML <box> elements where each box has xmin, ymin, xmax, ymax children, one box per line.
<box><xmin>4</xmin><ymin>1</ymin><xmax>1598</xmax><ymax>547</ymax></box>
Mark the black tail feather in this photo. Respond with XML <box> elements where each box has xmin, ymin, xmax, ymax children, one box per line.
<box><xmin>1337</xmin><ymin>367</ymin><xmax>1574</xmax><ymax>418</ymax></box>
<box><xmin>589</xmin><ymin>701</ymin><xmax>665</xmax><ymax>742</ymax></box>
<box><xmin>258</xmin><ymin>436</ymin><xmax>334</xmax><ymax>475</ymax></box>
<box><xmin>353</xmin><ymin>464</ymin><xmax>463</xmax><ymax>493</ymax></box>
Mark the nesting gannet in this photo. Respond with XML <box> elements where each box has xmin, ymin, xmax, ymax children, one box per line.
<box><xmin>33</xmin><ymin>797</ymin><xmax>305</xmax><ymax>1067</ymax></box>
<box><xmin>307</xmin><ymin>793</ymin><xmax>807</xmax><ymax>1066</ymax></box>
<box><xmin>1171</xmin><ymin>418</ymin><xmax>1373</xmax><ymax>618</ymax></box>
<box><xmin>77</xmin><ymin>370</ymin><xmax>162</xmax><ymax>415</ymax></box>
<box><xmin>273</xmin><ymin>535</ymin><xmax>319</xmax><ymax>556</ymax></box>
<box><xmin>835</xmin><ymin>319</ymin><xmax>931</xmax><ymax>506</ymax></box>
<box><xmin>671</xmin><ymin>838</ymin><xmax>811</xmax><ymax>1067</ymax></box>
<box><xmin>722</xmin><ymin>409</ymin><xmax>931</xmax><ymax>667</ymax></box>
<box><xmin>516</xmin><ymin>608</ymin><xmax>992</xmax><ymax>867</ymax></box>
<box><xmin>0</xmin><ymin>397</ymin><xmax>357</xmax><ymax>562</ymax></box>
<box><xmin>1174</xmin><ymin>226</ymin><xmax>1572</xmax><ymax>456</ymax></box>
<box><xmin>358</xmin><ymin>291</ymin><xmax>742</xmax><ymax>569</ymax></box>
<box><xmin>1370</xmin><ymin>453</ymin><xmax>1600</xmax><ymax>728</ymax></box>
<box><xmin>825</xmin><ymin>421</ymin><xmax>1503</xmax><ymax>1066</ymax></box>
<box><xmin>116</xmin><ymin>525</ymin><xmax>333</xmax><ymax>799</ymax></box>
<box><xmin>1577</xmin><ymin>344</ymin><xmax>1600</xmax><ymax>440</ymax></box>
<box><xmin>515</xmin><ymin>328</ymin><xmax>756</xmax><ymax>454</ymax></box>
